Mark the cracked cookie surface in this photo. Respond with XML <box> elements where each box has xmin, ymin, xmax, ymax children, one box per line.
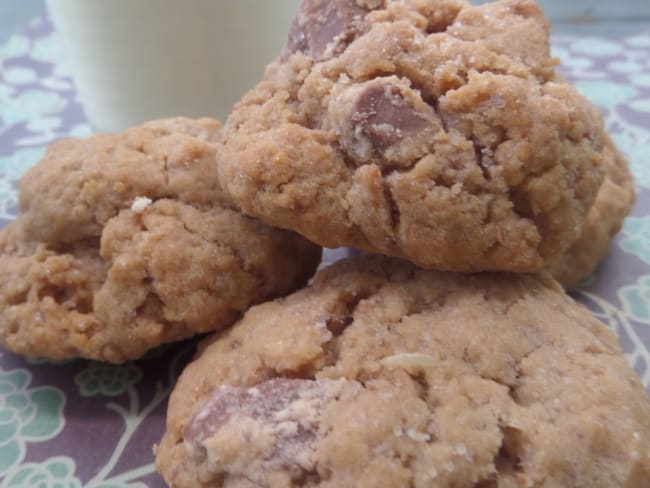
<box><xmin>548</xmin><ymin>135</ymin><xmax>636</xmax><ymax>288</ymax></box>
<box><xmin>156</xmin><ymin>255</ymin><xmax>650</xmax><ymax>487</ymax></box>
<box><xmin>218</xmin><ymin>0</ymin><xmax>605</xmax><ymax>272</ymax></box>
<box><xmin>0</xmin><ymin>118</ymin><xmax>321</xmax><ymax>363</ymax></box>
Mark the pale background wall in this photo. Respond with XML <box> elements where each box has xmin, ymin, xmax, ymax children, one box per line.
<box><xmin>2</xmin><ymin>0</ymin><xmax>649</xmax><ymax>44</ymax></box>
<box><xmin>472</xmin><ymin>0</ymin><xmax>649</xmax><ymax>20</ymax></box>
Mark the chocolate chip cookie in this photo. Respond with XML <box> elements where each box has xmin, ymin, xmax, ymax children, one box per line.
<box><xmin>315</xmin><ymin>133</ymin><xmax>637</xmax><ymax>289</ymax></box>
<box><xmin>549</xmin><ymin>135</ymin><xmax>636</xmax><ymax>288</ymax></box>
<box><xmin>0</xmin><ymin>118</ymin><xmax>321</xmax><ymax>363</ymax></box>
<box><xmin>156</xmin><ymin>255</ymin><xmax>650</xmax><ymax>487</ymax></box>
<box><xmin>217</xmin><ymin>0</ymin><xmax>606</xmax><ymax>272</ymax></box>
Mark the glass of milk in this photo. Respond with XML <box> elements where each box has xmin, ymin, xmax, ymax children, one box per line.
<box><xmin>46</xmin><ymin>0</ymin><xmax>302</xmax><ymax>132</ymax></box>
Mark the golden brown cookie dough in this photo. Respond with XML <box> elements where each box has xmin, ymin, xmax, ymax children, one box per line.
<box><xmin>0</xmin><ymin>118</ymin><xmax>321</xmax><ymax>363</ymax></box>
<box><xmin>549</xmin><ymin>136</ymin><xmax>636</xmax><ymax>288</ymax></box>
<box><xmin>218</xmin><ymin>0</ymin><xmax>606</xmax><ymax>273</ymax></box>
<box><xmin>156</xmin><ymin>255</ymin><xmax>650</xmax><ymax>488</ymax></box>
<box><xmin>19</xmin><ymin>117</ymin><xmax>227</xmax><ymax>243</ymax></box>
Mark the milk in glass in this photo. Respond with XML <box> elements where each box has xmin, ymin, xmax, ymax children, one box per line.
<box><xmin>46</xmin><ymin>0</ymin><xmax>301</xmax><ymax>131</ymax></box>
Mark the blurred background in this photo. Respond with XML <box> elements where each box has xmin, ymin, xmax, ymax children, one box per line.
<box><xmin>471</xmin><ymin>0</ymin><xmax>649</xmax><ymax>20</ymax></box>
<box><xmin>474</xmin><ymin>0</ymin><xmax>650</xmax><ymax>33</ymax></box>
<box><xmin>5</xmin><ymin>0</ymin><xmax>650</xmax><ymax>40</ymax></box>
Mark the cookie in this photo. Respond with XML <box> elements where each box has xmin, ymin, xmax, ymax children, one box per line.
<box><xmin>217</xmin><ymin>0</ymin><xmax>606</xmax><ymax>272</ymax></box>
<box><xmin>321</xmin><ymin>134</ymin><xmax>637</xmax><ymax>288</ymax></box>
<box><xmin>19</xmin><ymin>117</ymin><xmax>227</xmax><ymax>243</ymax></box>
<box><xmin>0</xmin><ymin>118</ymin><xmax>321</xmax><ymax>363</ymax></box>
<box><xmin>156</xmin><ymin>255</ymin><xmax>650</xmax><ymax>487</ymax></box>
<box><xmin>549</xmin><ymin>135</ymin><xmax>636</xmax><ymax>288</ymax></box>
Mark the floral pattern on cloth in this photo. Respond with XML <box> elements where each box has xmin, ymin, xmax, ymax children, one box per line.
<box><xmin>0</xmin><ymin>457</ymin><xmax>82</xmax><ymax>488</ymax></box>
<box><xmin>0</xmin><ymin>16</ymin><xmax>91</xmax><ymax>228</ymax></box>
<box><xmin>552</xmin><ymin>34</ymin><xmax>650</xmax><ymax>190</ymax></box>
<box><xmin>0</xmin><ymin>368</ymin><xmax>63</xmax><ymax>476</ymax></box>
<box><xmin>0</xmin><ymin>12</ymin><xmax>649</xmax><ymax>488</ymax></box>
<box><xmin>75</xmin><ymin>364</ymin><xmax>143</xmax><ymax>398</ymax></box>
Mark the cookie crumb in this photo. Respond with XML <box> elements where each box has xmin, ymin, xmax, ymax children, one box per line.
<box><xmin>131</xmin><ymin>196</ymin><xmax>153</xmax><ymax>213</ymax></box>
<box><xmin>453</xmin><ymin>443</ymin><xmax>469</xmax><ymax>458</ymax></box>
<box><xmin>382</xmin><ymin>352</ymin><xmax>438</xmax><ymax>372</ymax></box>
<box><xmin>406</xmin><ymin>429</ymin><xmax>431</xmax><ymax>443</ymax></box>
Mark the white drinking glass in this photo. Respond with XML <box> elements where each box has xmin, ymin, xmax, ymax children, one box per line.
<box><xmin>46</xmin><ymin>0</ymin><xmax>301</xmax><ymax>132</ymax></box>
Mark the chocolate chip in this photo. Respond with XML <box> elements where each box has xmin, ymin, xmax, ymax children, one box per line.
<box><xmin>183</xmin><ymin>384</ymin><xmax>251</xmax><ymax>447</ymax></box>
<box><xmin>184</xmin><ymin>379</ymin><xmax>350</xmax><ymax>468</ymax></box>
<box><xmin>352</xmin><ymin>83</ymin><xmax>434</xmax><ymax>150</ymax></box>
<box><xmin>286</xmin><ymin>0</ymin><xmax>367</xmax><ymax>61</ymax></box>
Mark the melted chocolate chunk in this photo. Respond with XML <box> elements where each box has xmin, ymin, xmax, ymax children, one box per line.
<box><xmin>286</xmin><ymin>0</ymin><xmax>367</xmax><ymax>61</ymax></box>
<box><xmin>185</xmin><ymin>379</ymin><xmax>315</xmax><ymax>445</ymax></box>
<box><xmin>183</xmin><ymin>378</ymin><xmax>349</xmax><ymax>469</ymax></box>
<box><xmin>352</xmin><ymin>83</ymin><xmax>434</xmax><ymax>150</ymax></box>
<box><xmin>183</xmin><ymin>384</ymin><xmax>251</xmax><ymax>447</ymax></box>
